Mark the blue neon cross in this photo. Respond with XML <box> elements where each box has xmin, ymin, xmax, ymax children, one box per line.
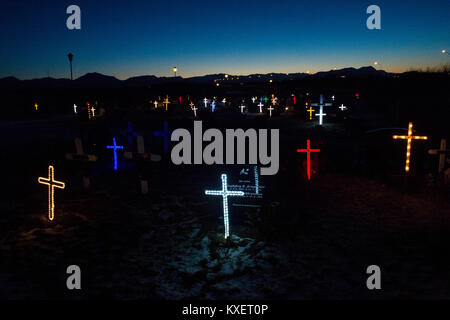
<box><xmin>106</xmin><ymin>137</ymin><xmax>124</xmax><ymax>170</ymax></box>
<box><xmin>205</xmin><ymin>174</ymin><xmax>244</xmax><ymax>239</ymax></box>
<box><xmin>153</xmin><ymin>121</ymin><xmax>169</xmax><ymax>152</ymax></box>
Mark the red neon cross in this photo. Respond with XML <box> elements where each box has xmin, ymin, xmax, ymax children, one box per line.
<box><xmin>297</xmin><ymin>139</ymin><xmax>321</xmax><ymax>180</ymax></box>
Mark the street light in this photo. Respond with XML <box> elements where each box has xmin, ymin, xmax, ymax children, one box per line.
<box><xmin>67</xmin><ymin>53</ymin><xmax>74</xmax><ymax>80</ymax></box>
<box><xmin>173</xmin><ymin>66</ymin><xmax>177</xmax><ymax>77</ymax></box>
<box><xmin>442</xmin><ymin>49</ymin><xmax>450</xmax><ymax>56</ymax></box>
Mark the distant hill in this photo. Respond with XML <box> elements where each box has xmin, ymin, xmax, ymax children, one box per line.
<box><xmin>0</xmin><ymin>66</ymin><xmax>394</xmax><ymax>88</ymax></box>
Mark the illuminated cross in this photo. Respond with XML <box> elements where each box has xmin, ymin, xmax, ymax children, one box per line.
<box><xmin>189</xmin><ymin>101</ymin><xmax>194</xmax><ymax>109</ymax></box>
<box><xmin>312</xmin><ymin>94</ymin><xmax>332</xmax><ymax>125</ymax></box>
<box><xmin>205</xmin><ymin>174</ymin><xmax>244</xmax><ymax>239</ymax></box>
<box><xmin>204</xmin><ymin>97</ymin><xmax>208</xmax><ymax>108</ymax></box>
<box><xmin>252</xmin><ymin>97</ymin><xmax>256</xmax><ymax>103</ymax></box>
<box><xmin>428</xmin><ymin>139</ymin><xmax>449</xmax><ymax>173</ymax></box>
<box><xmin>258</xmin><ymin>102</ymin><xmax>264</xmax><ymax>113</ymax></box>
<box><xmin>192</xmin><ymin>104</ymin><xmax>198</xmax><ymax>117</ymax></box>
<box><xmin>91</xmin><ymin>106</ymin><xmax>96</xmax><ymax>119</ymax></box>
<box><xmin>306</xmin><ymin>106</ymin><xmax>315</xmax><ymax>120</ymax></box>
<box><xmin>393</xmin><ymin>122</ymin><xmax>428</xmax><ymax>172</ymax></box>
<box><xmin>339</xmin><ymin>104</ymin><xmax>347</xmax><ymax>111</ymax></box>
<box><xmin>222</xmin><ymin>98</ymin><xmax>226</xmax><ymax>104</ymax></box>
<box><xmin>211</xmin><ymin>100</ymin><xmax>216</xmax><ymax>112</ymax></box>
<box><xmin>163</xmin><ymin>95</ymin><xmax>170</xmax><ymax>111</ymax></box>
<box><xmin>106</xmin><ymin>137</ymin><xmax>124</xmax><ymax>170</ymax></box>
<box><xmin>153</xmin><ymin>121</ymin><xmax>170</xmax><ymax>152</ymax></box>
<box><xmin>38</xmin><ymin>165</ymin><xmax>65</xmax><ymax>221</ymax></box>
<box><xmin>73</xmin><ymin>104</ymin><xmax>77</xmax><ymax>114</ymax></box>
<box><xmin>271</xmin><ymin>94</ymin><xmax>277</xmax><ymax>105</ymax></box>
<box><xmin>267</xmin><ymin>105</ymin><xmax>274</xmax><ymax>117</ymax></box>
<box><xmin>315</xmin><ymin>106</ymin><xmax>327</xmax><ymax>125</ymax></box>
<box><xmin>239</xmin><ymin>104</ymin><xmax>245</xmax><ymax>113</ymax></box>
<box><xmin>264</xmin><ymin>96</ymin><xmax>269</xmax><ymax>103</ymax></box>
<box><xmin>293</xmin><ymin>96</ymin><xmax>296</xmax><ymax>105</ymax></box>
<box><xmin>34</xmin><ymin>103</ymin><xmax>38</xmax><ymax>111</ymax></box>
<box><xmin>297</xmin><ymin>139</ymin><xmax>321</xmax><ymax>180</ymax></box>
<box><xmin>154</xmin><ymin>100</ymin><xmax>159</xmax><ymax>109</ymax></box>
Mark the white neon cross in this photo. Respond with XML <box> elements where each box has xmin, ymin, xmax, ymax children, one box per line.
<box><xmin>205</xmin><ymin>174</ymin><xmax>244</xmax><ymax>239</ymax></box>
<box><xmin>315</xmin><ymin>106</ymin><xmax>327</xmax><ymax>125</ymax></box>
<box><xmin>258</xmin><ymin>102</ymin><xmax>264</xmax><ymax>113</ymax></box>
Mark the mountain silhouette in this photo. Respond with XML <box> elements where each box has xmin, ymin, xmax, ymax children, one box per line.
<box><xmin>0</xmin><ymin>66</ymin><xmax>393</xmax><ymax>88</ymax></box>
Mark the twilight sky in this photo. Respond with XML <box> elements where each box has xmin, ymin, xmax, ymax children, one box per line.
<box><xmin>0</xmin><ymin>0</ymin><xmax>449</xmax><ymax>80</ymax></box>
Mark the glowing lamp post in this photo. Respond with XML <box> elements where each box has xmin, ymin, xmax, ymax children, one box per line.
<box><xmin>297</xmin><ymin>139</ymin><xmax>320</xmax><ymax>180</ymax></box>
<box><xmin>393</xmin><ymin>122</ymin><xmax>428</xmax><ymax>172</ymax></box>
<box><xmin>67</xmin><ymin>53</ymin><xmax>73</xmax><ymax>81</ymax></box>
<box><xmin>38</xmin><ymin>165</ymin><xmax>65</xmax><ymax>221</ymax></box>
<box><xmin>205</xmin><ymin>174</ymin><xmax>244</xmax><ymax>239</ymax></box>
<box><xmin>173</xmin><ymin>67</ymin><xmax>177</xmax><ymax>77</ymax></box>
<box><xmin>106</xmin><ymin>137</ymin><xmax>124</xmax><ymax>171</ymax></box>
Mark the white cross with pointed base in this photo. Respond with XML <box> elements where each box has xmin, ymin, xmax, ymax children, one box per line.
<box><xmin>428</xmin><ymin>139</ymin><xmax>449</xmax><ymax>173</ymax></box>
<box><xmin>258</xmin><ymin>102</ymin><xmax>264</xmax><ymax>113</ymax></box>
<box><xmin>339</xmin><ymin>104</ymin><xmax>347</xmax><ymax>111</ymax></box>
<box><xmin>205</xmin><ymin>174</ymin><xmax>244</xmax><ymax>239</ymax></box>
<box><xmin>267</xmin><ymin>105</ymin><xmax>274</xmax><ymax>117</ymax></box>
<box><xmin>124</xmin><ymin>136</ymin><xmax>161</xmax><ymax>194</ymax></box>
<box><xmin>204</xmin><ymin>98</ymin><xmax>208</xmax><ymax>108</ymax></box>
<box><xmin>65</xmin><ymin>138</ymin><xmax>98</xmax><ymax>189</ymax></box>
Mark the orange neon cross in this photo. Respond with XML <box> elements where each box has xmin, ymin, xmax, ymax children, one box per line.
<box><xmin>393</xmin><ymin>122</ymin><xmax>428</xmax><ymax>172</ymax></box>
<box><xmin>38</xmin><ymin>166</ymin><xmax>65</xmax><ymax>221</ymax></box>
<box><xmin>297</xmin><ymin>139</ymin><xmax>321</xmax><ymax>180</ymax></box>
<box><xmin>306</xmin><ymin>106</ymin><xmax>315</xmax><ymax>120</ymax></box>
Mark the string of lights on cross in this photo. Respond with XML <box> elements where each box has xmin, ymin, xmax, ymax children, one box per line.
<box><xmin>37</xmin><ymin>115</ymin><xmax>445</xmax><ymax>239</ymax></box>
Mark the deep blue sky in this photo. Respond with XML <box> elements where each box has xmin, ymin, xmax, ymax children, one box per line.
<box><xmin>1</xmin><ymin>0</ymin><xmax>449</xmax><ymax>79</ymax></box>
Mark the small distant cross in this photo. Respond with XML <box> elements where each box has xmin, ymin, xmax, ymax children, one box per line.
<box><xmin>163</xmin><ymin>95</ymin><xmax>170</xmax><ymax>111</ymax></box>
<box><xmin>258</xmin><ymin>102</ymin><xmax>264</xmax><ymax>113</ymax></box>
